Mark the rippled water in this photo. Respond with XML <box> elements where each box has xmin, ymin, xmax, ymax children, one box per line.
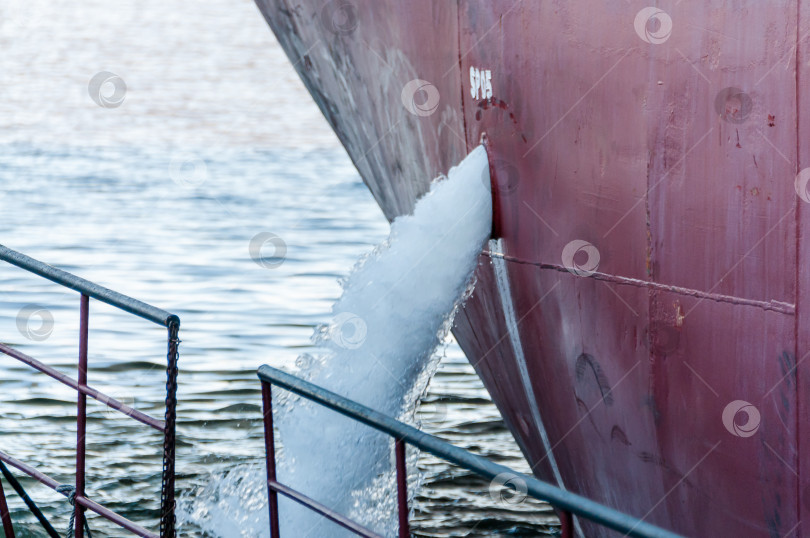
<box><xmin>0</xmin><ymin>0</ymin><xmax>555</xmax><ymax>535</ymax></box>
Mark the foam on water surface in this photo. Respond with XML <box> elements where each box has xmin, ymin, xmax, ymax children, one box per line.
<box><xmin>179</xmin><ymin>145</ymin><xmax>492</xmax><ymax>536</ymax></box>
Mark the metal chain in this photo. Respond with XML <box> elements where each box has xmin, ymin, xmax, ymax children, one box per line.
<box><xmin>160</xmin><ymin>320</ymin><xmax>180</xmax><ymax>537</ymax></box>
<box><xmin>55</xmin><ymin>485</ymin><xmax>92</xmax><ymax>538</ymax></box>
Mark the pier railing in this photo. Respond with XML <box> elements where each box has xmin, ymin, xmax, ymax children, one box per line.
<box><xmin>257</xmin><ymin>365</ymin><xmax>683</xmax><ymax>538</ymax></box>
<box><xmin>0</xmin><ymin>245</ymin><xmax>180</xmax><ymax>538</ymax></box>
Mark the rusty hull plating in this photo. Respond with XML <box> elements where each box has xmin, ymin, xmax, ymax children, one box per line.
<box><xmin>254</xmin><ymin>1</ymin><xmax>809</xmax><ymax>536</ymax></box>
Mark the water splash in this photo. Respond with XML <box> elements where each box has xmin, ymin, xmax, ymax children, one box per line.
<box><xmin>179</xmin><ymin>145</ymin><xmax>492</xmax><ymax>536</ymax></box>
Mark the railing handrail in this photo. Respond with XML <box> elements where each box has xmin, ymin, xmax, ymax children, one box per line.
<box><xmin>257</xmin><ymin>364</ymin><xmax>683</xmax><ymax>538</ymax></box>
<box><xmin>0</xmin><ymin>244</ymin><xmax>179</xmax><ymax>328</ymax></box>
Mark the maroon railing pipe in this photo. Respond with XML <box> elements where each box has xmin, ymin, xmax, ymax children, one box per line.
<box><xmin>262</xmin><ymin>382</ymin><xmax>281</xmax><ymax>538</ymax></box>
<box><xmin>0</xmin><ymin>478</ymin><xmax>15</xmax><ymax>538</ymax></box>
<box><xmin>0</xmin><ymin>450</ymin><xmax>157</xmax><ymax>538</ymax></box>
<box><xmin>267</xmin><ymin>480</ymin><xmax>382</xmax><ymax>538</ymax></box>
<box><xmin>0</xmin><ymin>453</ymin><xmax>60</xmax><ymax>491</ymax></box>
<box><xmin>394</xmin><ymin>439</ymin><xmax>409</xmax><ymax>538</ymax></box>
<box><xmin>0</xmin><ymin>343</ymin><xmax>164</xmax><ymax>432</ymax></box>
<box><xmin>75</xmin><ymin>294</ymin><xmax>89</xmax><ymax>538</ymax></box>
<box><xmin>560</xmin><ymin>510</ymin><xmax>574</xmax><ymax>538</ymax></box>
<box><xmin>75</xmin><ymin>495</ymin><xmax>158</xmax><ymax>538</ymax></box>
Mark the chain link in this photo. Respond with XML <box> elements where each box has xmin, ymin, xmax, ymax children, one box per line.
<box><xmin>160</xmin><ymin>321</ymin><xmax>180</xmax><ymax>537</ymax></box>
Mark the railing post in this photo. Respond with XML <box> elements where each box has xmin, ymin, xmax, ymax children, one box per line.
<box><xmin>262</xmin><ymin>382</ymin><xmax>280</xmax><ymax>538</ymax></box>
<box><xmin>75</xmin><ymin>294</ymin><xmax>89</xmax><ymax>538</ymax></box>
<box><xmin>0</xmin><ymin>476</ymin><xmax>15</xmax><ymax>538</ymax></box>
<box><xmin>560</xmin><ymin>510</ymin><xmax>574</xmax><ymax>538</ymax></box>
<box><xmin>395</xmin><ymin>439</ymin><xmax>409</xmax><ymax>538</ymax></box>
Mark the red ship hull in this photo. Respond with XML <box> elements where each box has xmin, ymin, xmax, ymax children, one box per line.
<box><xmin>255</xmin><ymin>1</ymin><xmax>810</xmax><ymax>535</ymax></box>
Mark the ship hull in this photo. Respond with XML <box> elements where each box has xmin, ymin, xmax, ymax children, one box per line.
<box><xmin>255</xmin><ymin>1</ymin><xmax>809</xmax><ymax>535</ymax></box>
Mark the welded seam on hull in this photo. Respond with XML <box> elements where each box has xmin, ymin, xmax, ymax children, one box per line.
<box><xmin>490</xmin><ymin>239</ymin><xmax>584</xmax><ymax>537</ymax></box>
<box><xmin>484</xmin><ymin>251</ymin><xmax>796</xmax><ymax>315</ymax></box>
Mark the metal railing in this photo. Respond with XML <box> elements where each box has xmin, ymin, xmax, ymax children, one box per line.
<box><xmin>0</xmin><ymin>244</ymin><xmax>180</xmax><ymax>537</ymax></box>
<box><xmin>258</xmin><ymin>364</ymin><xmax>683</xmax><ymax>538</ymax></box>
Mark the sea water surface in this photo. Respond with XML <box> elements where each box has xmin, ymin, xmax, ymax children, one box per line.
<box><xmin>0</xmin><ymin>0</ymin><xmax>556</xmax><ymax>535</ymax></box>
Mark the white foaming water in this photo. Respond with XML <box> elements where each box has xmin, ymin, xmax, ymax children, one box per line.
<box><xmin>179</xmin><ymin>145</ymin><xmax>492</xmax><ymax>536</ymax></box>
